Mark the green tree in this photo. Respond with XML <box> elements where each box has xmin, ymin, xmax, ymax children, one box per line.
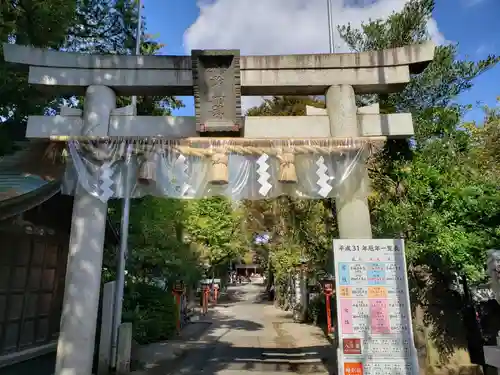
<box><xmin>0</xmin><ymin>0</ymin><xmax>77</xmax><ymax>155</ymax></box>
<box><xmin>184</xmin><ymin>198</ymin><xmax>247</xmax><ymax>276</ymax></box>
<box><xmin>107</xmin><ymin>198</ymin><xmax>200</xmax><ymax>283</ymax></box>
<box><xmin>66</xmin><ymin>0</ymin><xmax>183</xmax><ymax>114</ymax></box>
<box><xmin>1</xmin><ymin>1</ymin><xmax>186</xmax><ymax>343</ymax></box>
<box><xmin>0</xmin><ymin>0</ymin><xmax>183</xmax><ymax>156</ymax></box>
<box><xmin>466</xmin><ymin>99</ymin><xmax>500</xmax><ymax>175</ymax></box>
<box><xmin>64</xmin><ymin>0</ymin><xmax>139</xmax><ymax>54</ymax></box>
<box><xmin>246</xmin><ymin>96</ymin><xmax>324</xmax><ymax>116</ymax></box>
<box><xmin>339</xmin><ymin>0</ymin><xmax>500</xmax><ymax>279</ymax></box>
<box><xmin>244</xmin><ymin>96</ymin><xmax>337</xmax><ymax>311</ymax></box>
<box><xmin>339</xmin><ymin>0</ymin><xmax>500</xmax><ymax>367</ymax></box>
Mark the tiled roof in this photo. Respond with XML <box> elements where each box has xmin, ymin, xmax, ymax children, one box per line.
<box><xmin>0</xmin><ymin>140</ymin><xmax>66</xmax><ymax>205</ymax></box>
<box><xmin>0</xmin><ymin>173</ymin><xmax>49</xmax><ymax>202</ymax></box>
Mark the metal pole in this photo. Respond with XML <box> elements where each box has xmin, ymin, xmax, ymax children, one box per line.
<box><xmin>326</xmin><ymin>0</ymin><xmax>335</xmax><ymax>53</ymax></box>
<box><xmin>111</xmin><ymin>143</ymin><xmax>133</xmax><ymax>366</ymax></box>
<box><xmin>131</xmin><ymin>0</ymin><xmax>142</xmax><ymax>109</ymax></box>
<box><xmin>496</xmin><ymin>332</ymin><xmax>500</xmax><ymax>375</ymax></box>
<box><xmin>111</xmin><ymin>0</ymin><xmax>142</xmax><ymax>367</ymax></box>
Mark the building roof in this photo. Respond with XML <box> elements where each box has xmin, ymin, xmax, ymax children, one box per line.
<box><xmin>0</xmin><ymin>144</ymin><xmax>120</xmax><ymax>244</ymax></box>
<box><xmin>0</xmin><ymin>142</ymin><xmax>65</xmax><ymax>220</ymax></box>
<box><xmin>0</xmin><ymin>175</ymin><xmax>60</xmax><ymax>221</ymax></box>
<box><xmin>0</xmin><ymin>173</ymin><xmax>50</xmax><ymax>201</ymax></box>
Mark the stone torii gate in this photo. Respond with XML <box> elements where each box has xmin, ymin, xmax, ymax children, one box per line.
<box><xmin>3</xmin><ymin>42</ymin><xmax>435</xmax><ymax>375</ymax></box>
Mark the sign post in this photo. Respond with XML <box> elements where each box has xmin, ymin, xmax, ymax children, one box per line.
<box><xmin>320</xmin><ymin>278</ymin><xmax>335</xmax><ymax>334</ymax></box>
<box><xmin>333</xmin><ymin>239</ymin><xmax>418</xmax><ymax>375</ymax></box>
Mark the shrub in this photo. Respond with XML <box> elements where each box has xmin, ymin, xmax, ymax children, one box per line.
<box><xmin>307</xmin><ymin>294</ymin><xmax>336</xmax><ymax>330</ymax></box>
<box><xmin>122</xmin><ymin>282</ymin><xmax>177</xmax><ymax>344</ymax></box>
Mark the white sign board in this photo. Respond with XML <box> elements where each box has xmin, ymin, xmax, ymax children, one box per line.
<box><xmin>333</xmin><ymin>239</ymin><xmax>418</xmax><ymax>375</ymax></box>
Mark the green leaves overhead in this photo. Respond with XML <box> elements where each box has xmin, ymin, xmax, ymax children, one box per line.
<box><xmin>338</xmin><ymin>0</ymin><xmax>500</xmax><ymax>280</ymax></box>
<box><xmin>246</xmin><ymin>96</ymin><xmax>324</xmax><ymax>116</ymax></box>
<box><xmin>242</xmin><ymin>0</ymin><xmax>500</xmax><ymax>285</ymax></box>
<box><xmin>185</xmin><ymin>198</ymin><xmax>247</xmax><ymax>267</ymax></box>
<box><xmin>65</xmin><ymin>0</ymin><xmax>139</xmax><ymax>54</ymax></box>
<box><xmin>2</xmin><ymin>0</ymin><xmax>77</xmax><ymax>47</ymax></box>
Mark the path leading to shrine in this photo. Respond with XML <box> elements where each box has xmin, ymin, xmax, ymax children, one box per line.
<box><xmin>158</xmin><ymin>283</ymin><xmax>335</xmax><ymax>375</ymax></box>
<box><xmin>3</xmin><ymin>284</ymin><xmax>335</xmax><ymax>375</ymax></box>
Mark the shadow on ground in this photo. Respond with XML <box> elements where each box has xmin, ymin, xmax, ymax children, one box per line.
<box><xmin>198</xmin><ymin>309</ymin><xmax>265</xmax><ymax>335</ymax></box>
<box><xmin>197</xmin><ymin>312</ymin><xmax>265</xmax><ymax>335</ymax></box>
<box><xmin>163</xmin><ymin>342</ymin><xmax>336</xmax><ymax>374</ymax></box>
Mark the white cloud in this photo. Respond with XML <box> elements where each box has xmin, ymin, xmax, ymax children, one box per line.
<box><xmin>475</xmin><ymin>43</ymin><xmax>495</xmax><ymax>57</ymax></box>
<box><xmin>476</xmin><ymin>44</ymin><xmax>487</xmax><ymax>55</ymax></box>
<box><xmin>183</xmin><ymin>0</ymin><xmax>446</xmax><ymax>111</ymax></box>
<box><xmin>464</xmin><ymin>0</ymin><xmax>487</xmax><ymax>7</ymax></box>
<box><xmin>426</xmin><ymin>18</ymin><xmax>446</xmax><ymax>46</ymax></box>
<box><xmin>184</xmin><ymin>0</ymin><xmax>445</xmax><ymax>54</ymax></box>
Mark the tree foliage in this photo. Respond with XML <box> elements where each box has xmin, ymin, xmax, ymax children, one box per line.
<box><xmin>244</xmin><ymin>97</ymin><xmax>338</xmax><ymax>311</ymax></box>
<box><xmin>184</xmin><ymin>198</ymin><xmax>247</xmax><ymax>273</ymax></box>
<box><xmin>241</xmin><ymin>7</ymin><xmax>500</xmax><ymax>350</ymax></box>
<box><xmin>0</xmin><ymin>0</ymin><xmax>182</xmax><ymax>156</ymax></box>
<box><xmin>0</xmin><ymin>0</ymin><xmax>77</xmax><ymax>155</ymax></box>
<box><xmin>1</xmin><ymin>0</ymin><xmax>186</xmax><ymax>343</ymax></box>
<box><xmin>338</xmin><ymin>0</ymin><xmax>500</xmax><ymax>280</ymax></box>
<box><xmin>246</xmin><ymin>96</ymin><xmax>324</xmax><ymax>116</ymax></box>
<box><xmin>107</xmin><ymin>198</ymin><xmax>201</xmax><ymax>284</ymax></box>
<box><xmin>65</xmin><ymin>0</ymin><xmax>139</xmax><ymax>54</ymax></box>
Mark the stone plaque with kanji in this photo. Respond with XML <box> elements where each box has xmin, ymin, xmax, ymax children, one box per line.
<box><xmin>191</xmin><ymin>49</ymin><xmax>242</xmax><ymax>134</ymax></box>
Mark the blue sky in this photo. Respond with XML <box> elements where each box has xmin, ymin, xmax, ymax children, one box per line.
<box><xmin>143</xmin><ymin>0</ymin><xmax>499</xmax><ymax>123</ymax></box>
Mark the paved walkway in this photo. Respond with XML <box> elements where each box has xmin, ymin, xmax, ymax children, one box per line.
<box><xmin>154</xmin><ymin>283</ymin><xmax>336</xmax><ymax>375</ymax></box>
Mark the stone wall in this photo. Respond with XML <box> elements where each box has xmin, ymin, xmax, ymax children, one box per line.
<box><xmin>411</xmin><ymin>268</ymin><xmax>484</xmax><ymax>375</ymax></box>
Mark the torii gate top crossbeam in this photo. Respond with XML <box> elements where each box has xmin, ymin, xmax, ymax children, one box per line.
<box><xmin>3</xmin><ymin>42</ymin><xmax>435</xmax><ymax>97</ymax></box>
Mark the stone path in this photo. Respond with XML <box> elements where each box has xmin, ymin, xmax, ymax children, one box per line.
<box><xmin>4</xmin><ymin>284</ymin><xmax>335</xmax><ymax>375</ymax></box>
<box><xmin>156</xmin><ymin>283</ymin><xmax>336</xmax><ymax>375</ymax></box>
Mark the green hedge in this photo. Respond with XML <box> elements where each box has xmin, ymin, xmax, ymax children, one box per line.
<box><xmin>307</xmin><ymin>294</ymin><xmax>336</xmax><ymax>329</ymax></box>
<box><xmin>122</xmin><ymin>282</ymin><xmax>177</xmax><ymax>344</ymax></box>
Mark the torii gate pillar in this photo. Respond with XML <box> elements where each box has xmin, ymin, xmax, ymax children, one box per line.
<box><xmin>55</xmin><ymin>86</ymin><xmax>116</xmax><ymax>375</ymax></box>
<box><xmin>326</xmin><ymin>84</ymin><xmax>372</xmax><ymax>239</ymax></box>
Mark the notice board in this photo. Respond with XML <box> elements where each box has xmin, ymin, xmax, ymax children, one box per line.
<box><xmin>333</xmin><ymin>239</ymin><xmax>418</xmax><ymax>375</ymax></box>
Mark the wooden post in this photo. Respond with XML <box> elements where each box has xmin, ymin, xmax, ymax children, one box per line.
<box><xmin>173</xmin><ymin>292</ymin><xmax>181</xmax><ymax>335</ymax></box>
<box><xmin>202</xmin><ymin>286</ymin><xmax>209</xmax><ymax>314</ymax></box>
<box><xmin>320</xmin><ymin>279</ymin><xmax>334</xmax><ymax>335</ymax></box>
<box><xmin>213</xmin><ymin>284</ymin><xmax>219</xmax><ymax>304</ymax></box>
<box><xmin>497</xmin><ymin>331</ymin><xmax>500</xmax><ymax>375</ymax></box>
<box><xmin>325</xmin><ymin>294</ymin><xmax>332</xmax><ymax>334</ymax></box>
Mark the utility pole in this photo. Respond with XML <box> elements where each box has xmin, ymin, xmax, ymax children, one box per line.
<box><xmin>326</xmin><ymin>0</ymin><xmax>335</xmax><ymax>53</ymax></box>
<box><xmin>111</xmin><ymin>0</ymin><xmax>142</xmax><ymax>367</ymax></box>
